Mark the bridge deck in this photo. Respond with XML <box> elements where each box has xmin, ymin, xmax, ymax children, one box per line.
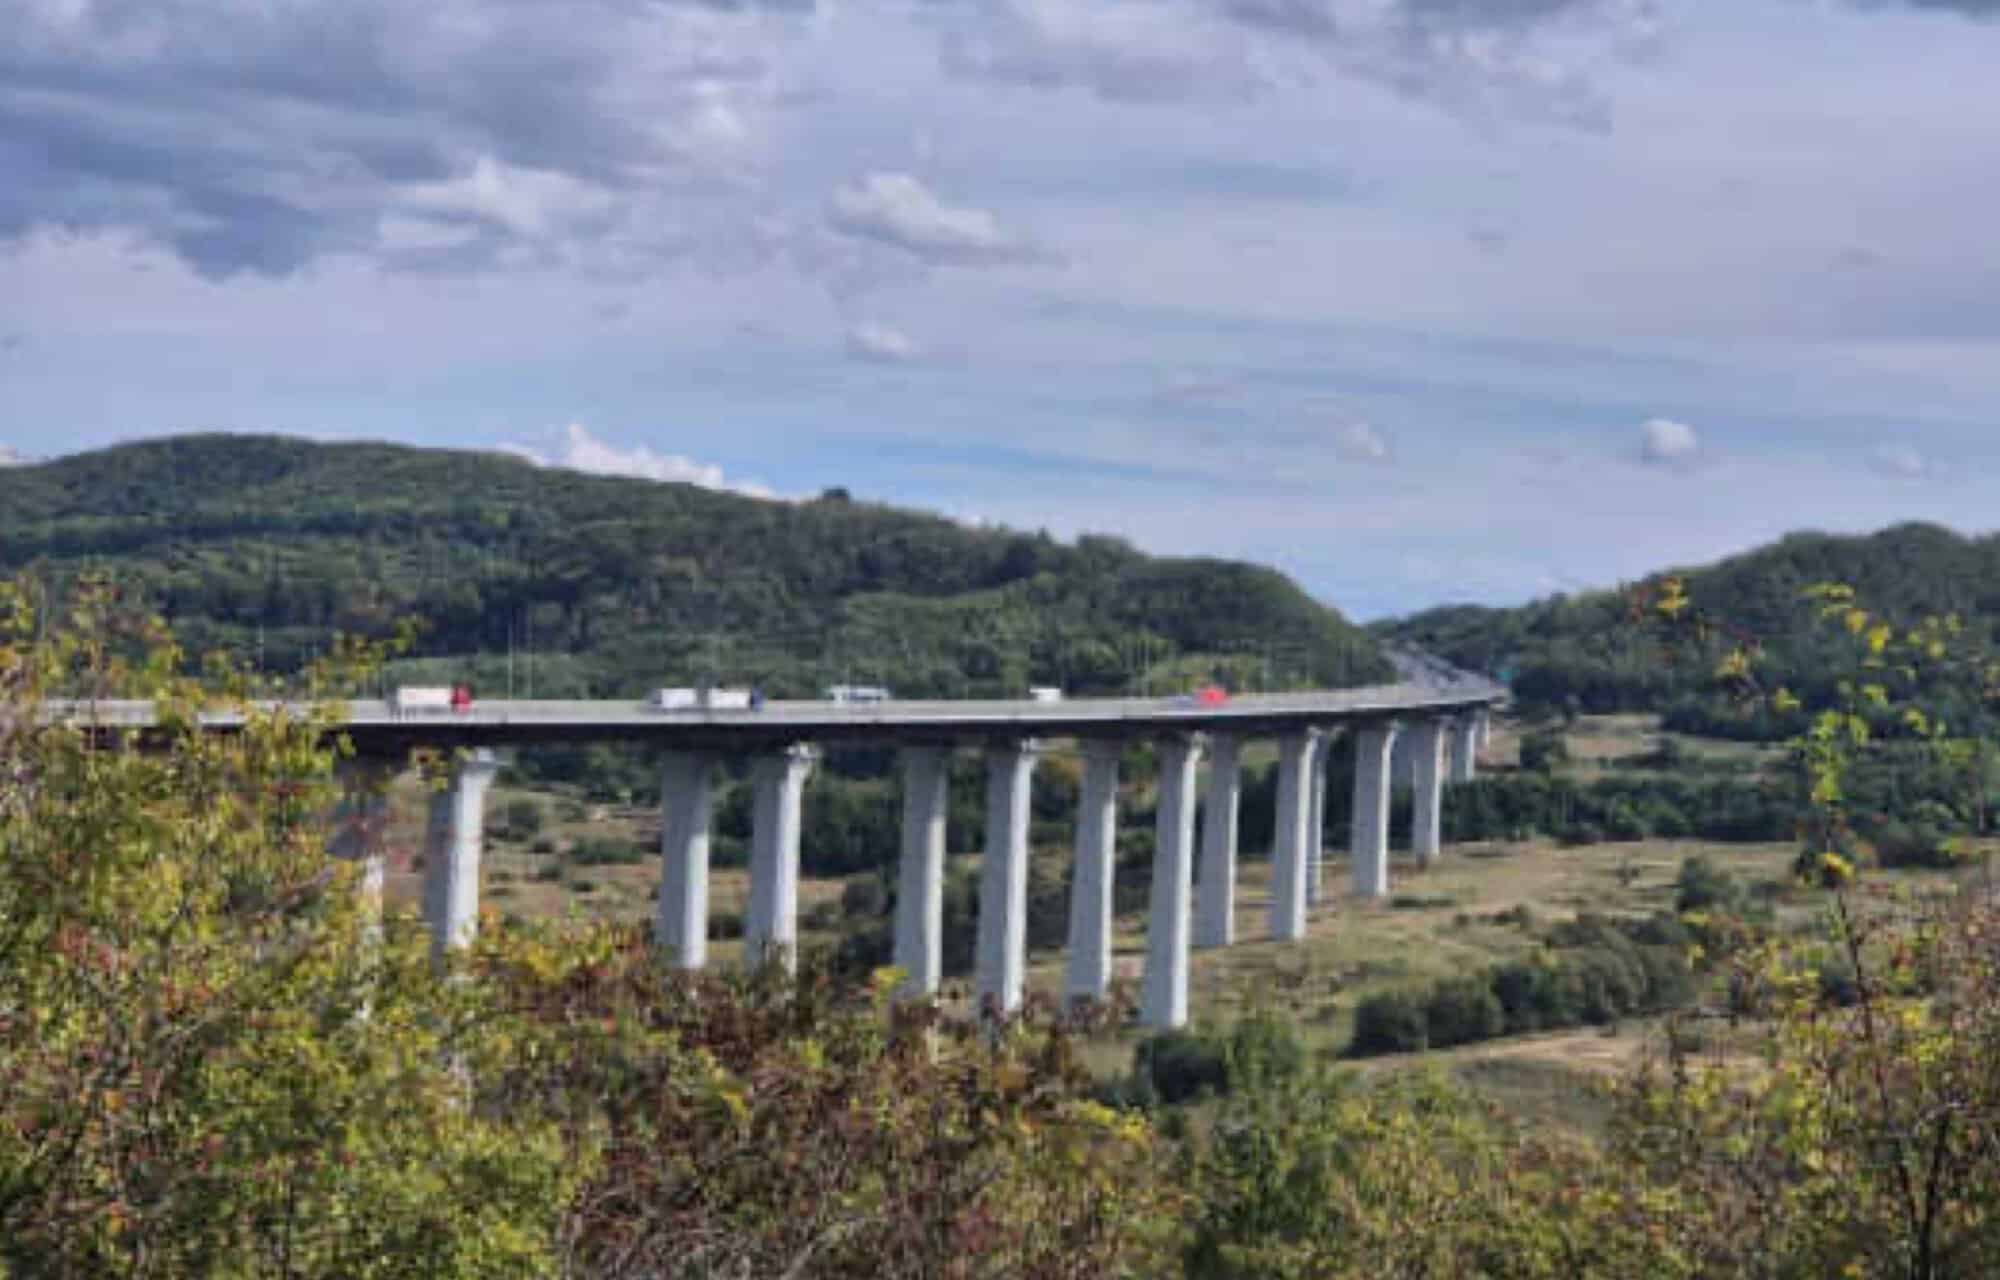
<box><xmin>52</xmin><ymin>680</ymin><xmax>1504</xmax><ymax>750</ymax></box>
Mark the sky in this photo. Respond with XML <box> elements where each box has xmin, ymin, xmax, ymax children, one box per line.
<box><xmin>4</xmin><ymin>0</ymin><xmax>1999</xmax><ymax>620</ymax></box>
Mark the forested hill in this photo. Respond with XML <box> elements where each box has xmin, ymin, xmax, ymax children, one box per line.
<box><xmin>1379</xmin><ymin>522</ymin><xmax>2000</xmax><ymax>730</ymax></box>
<box><xmin>0</xmin><ymin>434</ymin><xmax>1390</xmax><ymax>697</ymax></box>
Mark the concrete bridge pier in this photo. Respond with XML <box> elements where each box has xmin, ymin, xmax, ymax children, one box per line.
<box><xmin>1194</xmin><ymin>734</ymin><xmax>1241</xmax><ymax>949</ymax></box>
<box><xmin>655</xmin><ymin>751</ymin><xmax>716</xmax><ymax>969</ymax></box>
<box><xmin>1450</xmin><ymin>715</ymin><xmax>1480</xmax><ymax>784</ymax></box>
<box><xmin>976</xmin><ymin>738</ymin><xmax>1041</xmax><ymax>1016</ymax></box>
<box><xmin>1409</xmin><ymin>720</ymin><xmax>1447</xmax><ymax>868</ymax></box>
<box><xmin>1065</xmin><ymin>739</ymin><xmax>1122</xmax><ymax>1003</ymax></box>
<box><xmin>423</xmin><ymin>749</ymin><xmax>501</xmax><ymax>962</ymax></box>
<box><xmin>1142</xmin><ymin>734</ymin><xmax>1203</xmax><ymax>1029</ymax></box>
<box><xmin>1305</xmin><ymin>732</ymin><xmax>1330</xmax><ymax>906</ymax></box>
<box><xmin>1349</xmin><ymin>725</ymin><xmax>1398</xmax><ymax>900</ymax></box>
<box><xmin>893</xmin><ymin>745</ymin><xmax>952</xmax><ymax>997</ymax></box>
<box><xmin>745</xmin><ymin>744</ymin><xmax>817</xmax><ymax>973</ymax></box>
<box><xmin>330</xmin><ymin>756</ymin><xmax>396</xmax><ymax>937</ymax></box>
<box><xmin>1268</xmin><ymin>728</ymin><xmax>1321</xmax><ymax>942</ymax></box>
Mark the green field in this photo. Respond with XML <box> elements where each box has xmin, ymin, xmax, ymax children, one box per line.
<box><xmin>374</xmin><ymin>712</ymin><xmax>1986</xmax><ymax>1134</ymax></box>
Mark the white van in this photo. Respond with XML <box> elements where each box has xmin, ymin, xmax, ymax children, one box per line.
<box><xmin>1028</xmin><ymin>686</ymin><xmax>1064</xmax><ymax>703</ymax></box>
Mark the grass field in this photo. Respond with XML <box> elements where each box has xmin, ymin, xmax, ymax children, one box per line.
<box><xmin>364</xmin><ymin>715</ymin><xmax>1983</xmax><ymax>1133</ymax></box>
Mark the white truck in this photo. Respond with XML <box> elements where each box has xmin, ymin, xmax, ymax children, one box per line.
<box><xmin>393</xmin><ymin>686</ymin><xmax>455</xmax><ymax>715</ymax></box>
<box><xmin>1028</xmin><ymin>686</ymin><xmax>1064</xmax><ymax>703</ymax></box>
<box><xmin>651</xmin><ymin>686</ymin><xmax>756</xmax><ymax>711</ymax></box>
<box><xmin>823</xmin><ymin>684</ymin><xmax>891</xmax><ymax>705</ymax></box>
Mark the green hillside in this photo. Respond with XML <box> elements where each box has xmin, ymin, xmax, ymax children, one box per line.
<box><xmin>0</xmin><ymin>434</ymin><xmax>1390</xmax><ymax>696</ymax></box>
<box><xmin>1380</xmin><ymin>522</ymin><xmax>2000</xmax><ymax>734</ymax></box>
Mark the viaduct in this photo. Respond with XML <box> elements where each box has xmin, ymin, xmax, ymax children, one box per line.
<box><xmin>79</xmin><ymin>679</ymin><xmax>1502</xmax><ymax>1030</ymax></box>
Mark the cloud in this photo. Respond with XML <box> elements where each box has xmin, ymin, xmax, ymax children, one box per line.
<box><xmin>1637</xmin><ymin>417</ymin><xmax>1700</xmax><ymax>465</ymax></box>
<box><xmin>933</xmin><ymin>0</ymin><xmax>1641</xmax><ymax>126</ymax></box>
<box><xmin>1878</xmin><ymin>1</ymin><xmax>2000</xmax><ymax>16</ymax></box>
<box><xmin>1333</xmin><ymin>420</ymin><xmax>1392</xmax><ymax>462</ymax></box>
<box><xmin>0</xmin><ymin>0</ymin><xmax>806</xmax><ymax>278</ymax></box>
<box><xmin>0</xmin><ymin>445</ymin><xmax>25</xmax><ymax>467</ymax></box>
<box><xmin>845</xmin><ymin>322</ymin><xmax>923</xmax><ymax>363</ymax></box>
<box><xmin>505</xmin><ymin>423</ymin><xmax>775</xmax><ymax>497</ymax></box>
<box><xmin>1870</xmin><ymin>442</ymin><xmax>1928</xmax><ymax>477</ymax></box>
<box><xmin>941</xmin><ymin>0</ymin><xmax>1264</xmax><ymax>103</ymax></box>
<box><xmin>827</xmin><ymin>173</ymin><xmax>1048</xmax><ymax>267</ymax></box>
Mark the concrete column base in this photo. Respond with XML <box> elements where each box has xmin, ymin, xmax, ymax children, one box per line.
<box><xmin>423</xmin><ymin>749</ymin><xmax>500</xmax><ymax>963</ymax></box>
<box><xmin>1410</xmin><ymin>720</ymin><xmax>1446</xmax><ymax>868</ymax></box>
<box><xmin>330</xmin><ymin>757</ymin><xmax>396</xmax><ymax>939</ymax></box>
<box><xmin>894</xmin><ymin>746</ymin><xmax>951</xmax><ymax>997</ymax></box>
<box><xmin>656</xmin><ymin>751</ymin><xmax>715</xmax><ymax>969</ymax></box>
<box><xmin>1350</xmin><ymin>725</ymin><xmax>1398</xmax><ymax>900</ymax></box>
<box><xmin>976</xmin><ymin>739</ymin><xmax>1040</xmax><ymax>1016</ymax></box>
<box><xmin>746</xmin><ymin>744</ymin><xmax>817</xmax><ymax>973</ymax></box>
<box><xmin>1194</xmin><ymin>735</ymin><xmax>1241</xmax><ymax>949</ymax></box>
<box><xmin>1268</xmin><ymin>729</ymin><xmax>1320</xmax><ymax>942</ymax></box>
<box><xmin>1142</xmin><ymin>734</ymin><xmax>1203</xmax><ymax>1029</ymax></box>
<box><xmin>1064</xmin><ymin>740</ymin><xmax>1122</xmax><ymax>1003</ymax></box>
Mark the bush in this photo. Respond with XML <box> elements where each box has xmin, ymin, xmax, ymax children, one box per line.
<box><xmin>1648</xmin><ymin>804</ymin><xmax>1693</xmax><ymax>839</ymax></box>
<box><xmin>1351</xmin><ymin>990</ymin><xmax>1429</xmax><ymax>1056</ymax></box>
<box><xmin>1519</xmin><ymin>729</ymin><xmax>1569</xmax><ymax>772</ymax></box>
<box><xmin>1136</xmin><ymin>1030</ymin><xmax>1229</xmax><ymax>1104</ymax></box>
<box><xmin>1221</xmin><ymin>1010</ymin><xmax>1308</xmax><ymax>1090</ymax></box>
<box><xmin>1424</xmin><ymin>978</ymin><xmax>1504</xmax><ymax>1048</ymax></box>
<box><xmin>839</xmin><ymin>873</ymin><xmax>889</xmax><ymax>919</ymax></box>
<box><xmin>505</xmin><ymin>797</ymin><xmax>545</xmax><ymax>839</ymax></box>
<box><xmin>572</xmin><ymin>837</ymin><xmax>646</xmax><ymax>866</ymax></box>
<box><xmin>1134</xmin><ymin>1013</ymin><xmax>1308</xmax><ymax>1104</ymax></box>
<box><xmin>1675</xmin><ymin>855</ymin><xmax>1740</xmax><ymax>912</ymax></box>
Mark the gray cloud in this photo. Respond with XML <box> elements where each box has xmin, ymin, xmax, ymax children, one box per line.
<box><xmin>935</xmin><ymin>0</ymin><xmax>1637</xmax><ymax>127</ymax></box>
<box><xmin>0</xmin><ymin>0</ymin><xmax>805</xmax><ymax>278</ymax></box>
<box><xmin>1890</xmin><ymin>1</ymin><xmax>2000</xmax><ymax>14</ymax></box>
<box><xmin>940</xmin><ymin>1</ymin><xmax>1265</xmax><ymax>103</ymax></box>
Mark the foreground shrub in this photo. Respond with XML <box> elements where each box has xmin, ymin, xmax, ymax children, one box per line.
<box><xmin>0</xmin><ymin>585</ymin><xmax>577</xmax><ymax>1277</ymax></box>
<box><xmin>1350</xmin><ymin>990</ymin><xmax>1428</xmax><ymax>1055</ymax></box>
